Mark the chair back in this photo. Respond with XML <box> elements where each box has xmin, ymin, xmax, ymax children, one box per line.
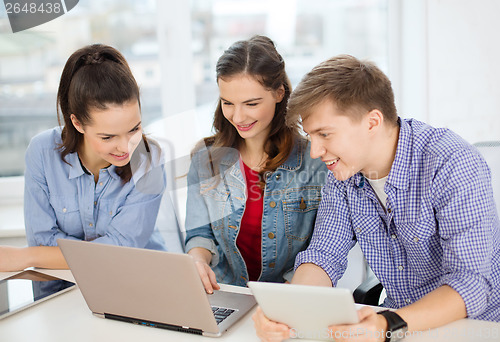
<box><xmin>474</xmin><ymin>141</ymin><xmax>500</xmax><ymax>215</ymax></box>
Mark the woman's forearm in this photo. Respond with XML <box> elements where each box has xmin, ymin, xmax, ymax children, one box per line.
<box><xmin>0</xmin><ymin>246</ymin><xmax>68</xmax><ymax>271</ymax></box>
<box><xmin>188</xmin><ymin>247</ymin><xmax>213</xmax><ymax>265</ymax></box>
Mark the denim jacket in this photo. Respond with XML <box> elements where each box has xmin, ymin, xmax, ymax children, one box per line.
<box><xmin>185</xmin><ymin>138</ymin><xmax>327</xmax><ymax>286</ymax></box>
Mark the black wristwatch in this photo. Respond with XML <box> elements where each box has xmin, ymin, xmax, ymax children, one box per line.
<box><xmin>377</xmin><ymin>310</ymin><xmax>408</xmax><ymax>342</ymax></box>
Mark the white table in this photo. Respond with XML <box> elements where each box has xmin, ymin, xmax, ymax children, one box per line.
<box><xmin>1</xmin><ymin>270</ymin><xmax>498</xmax><ymax>342</ymax></box>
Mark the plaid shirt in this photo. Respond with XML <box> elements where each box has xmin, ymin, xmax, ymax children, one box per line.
<box><xmin>295</xmin><ymin>118</ymin><xmax>500</xmax><ymax>321</ymax></box>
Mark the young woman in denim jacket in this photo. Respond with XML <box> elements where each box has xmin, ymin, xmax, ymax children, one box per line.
<box><xmin>185</xmin><ymin>36</ymin><xmax>327</xmax><ymax>292</ymax></box>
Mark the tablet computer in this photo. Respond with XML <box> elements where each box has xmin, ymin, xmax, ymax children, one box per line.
<box><xmin>248</xmin><ymin>281</ymin><xmax>359</xmax><ymax>341</ymax></box>
<box><xmin>0</xmin><ymin>270</ymin><xmax>76</xmax><ymax>320</ymax></box>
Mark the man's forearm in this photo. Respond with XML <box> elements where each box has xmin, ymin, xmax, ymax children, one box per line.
<box><xmin>396</xmin><ymin>285</ymin><xmax>467</xmax><ymax>332</ymax></box>
<box><xmin>291</xmin><ymin>263</ymin><xmax>333</xmax><ymax>287</ymax></box>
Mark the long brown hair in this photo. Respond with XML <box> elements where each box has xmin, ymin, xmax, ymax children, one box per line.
<box><xmin>198</xmin><ymin>35</ymin><xmax>298</xmax><ymax>184</ymax></box>
<box><xmin>56</xmin><ymin>44</ymin><xmax>149</xmax><ymax>183</ymax></box>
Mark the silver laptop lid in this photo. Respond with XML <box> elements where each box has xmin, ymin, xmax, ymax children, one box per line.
<box><xmin>58</xmin><ymin>239</ymin><xmax>219</xmax><ymax>334</ymax></box>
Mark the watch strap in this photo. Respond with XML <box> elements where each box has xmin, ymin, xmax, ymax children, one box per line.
<box><xmin>378</xmin><ymin>310</ymin><xmax>408</xmax><ymax>342</ymax></box>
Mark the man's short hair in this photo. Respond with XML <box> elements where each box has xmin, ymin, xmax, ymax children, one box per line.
<box><xmin>287</xmin><ymin>55</ymin><xmax>398</xmax><ymax>126</ymax></box>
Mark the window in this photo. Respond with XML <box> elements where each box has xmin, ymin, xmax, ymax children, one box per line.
<box><xmin>0</xmin><ymin>0</ymin><xmax>162</xmax><ymax>177</ymax></box>
<box><xmin>0</xmin><ymin>0</ymin><xmax>389</xmax><ymax>178</ymax></box>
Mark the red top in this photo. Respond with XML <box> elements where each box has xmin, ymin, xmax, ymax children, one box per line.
<box><xmin>236</xmin><ymin>161</ymin><xmax>263</xmax><ymax>281</ymax></box>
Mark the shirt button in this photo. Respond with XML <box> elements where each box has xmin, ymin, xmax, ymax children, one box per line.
<box><xmin>109</xmin><ymin>211</ymin><xmax>112</xmax><ymax>215</ymax></box>
<box><xmin>398</xmin><ymin>265</ymin><xmax>404</xmax><ymax>271</ymax></box>
<box><xmin>275</xmin><ymin>174</ymin><xmax>281</xmax><ymax>180</ymax></box>
<box><xmin>89</xmin><ymin>223</ymin><xmax>93</xmax><ymax>227</ymax></box>
<box><xmin>269</xmin><ymin>201</ymin><xmax>276</xmax><ymax>208</ymax></box>
<box><xmin>356</xmin><ymin>227</ymin><xmax>362</xmax><ymax>233</ymax></box>
<box><xmin>269</xmin><ymin>262</ymin><xmax>275</xmax><ymax>268</ymax></box>
<box><xmin>387</xmin><ymin>208</ymin><xmax>392</xmax><ymax>213</ymax></box>
<box><xmin>99</xmin><ymin>182</ymin><xmax>103</xmax><ymax>186</ymax></box>
<box><xmin>391</xmin><ymin>234</ymin><xmax>397</xmax><ymax>239</ymax></box>
<box><xmin>268</xmin><ymin>232</ymin><xmax>275</xmax><ymax>239</ymax></box>
<box><xmin>62</xmin><ymin>208</ymin><xmax>67</xmax><ymax>213</ymax></box>
<box><xmin>413</xmin><ymin>237</ymin><xmax>419</xmax><ymax>243</ymax></box>
<box><xmin>406</xmin><ymin>299</ymin><xmax>412</xmax><ymax>304</ymax></box>
<box><xmin>94</xmin><ymin>201</ymin><xmax>97</xmax><ymax>206</ymax></box>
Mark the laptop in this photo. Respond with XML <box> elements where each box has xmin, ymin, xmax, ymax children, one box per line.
<box><xmin>248</xmin><ymin>281</ymin><xmax>359</xmax><ymax>341</ymax></box>
<box><xmin>58</xmin><ymin>239</ymin><xmax>256</xmax><ymax>337</ymax></box>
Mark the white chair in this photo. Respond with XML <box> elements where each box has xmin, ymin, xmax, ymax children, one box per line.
<box><xmin>474</xmin><ymin>141</ymin><xmax>500</xmax><ymax>215</ymax></box>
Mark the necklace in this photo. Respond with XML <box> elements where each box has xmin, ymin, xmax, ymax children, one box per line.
<box><xmin>241</xmin><ymin>152</ymin><xmax>267</xmax><ymax>171</ymax></box>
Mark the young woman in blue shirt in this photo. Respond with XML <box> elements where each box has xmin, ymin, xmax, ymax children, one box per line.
<box><xmin>185</xmin><ymin>36</ymin><xmax>327</xmax><ymax>293</ymax></box>
<box><xmin>0</xmin><ymin>44</ymin><xmax>166</xmax><ymax>271</ymax></box>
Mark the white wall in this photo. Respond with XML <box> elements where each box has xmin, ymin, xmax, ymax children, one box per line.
<box><xmin>427</xmin><ymin>0</ymin><xmax>500</xmax><ymax>143</ymax></box>
<box><xmin>394</xmin><ymin>0</ymin><xmax>500</xmax><ymax>144</ymax></box>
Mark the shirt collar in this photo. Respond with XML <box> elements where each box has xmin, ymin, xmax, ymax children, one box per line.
<box><xmin>106</xmin><ymin>165</ymin><xmax>121</xmax><ymax>180</ymax></box>
<box><xmin>67</xmin><ymin>151</ymin><xmax>120</xmax><ymax>180</ymax></box>
<box><xmin>386</xmin><ymin>117</ymin><xmax>412</xmax><ymax>190</ymax></box>
<box><xmin>67</xmin><ymin>152</ymin><xmax>86</xmax><ymax>179</ymax></box>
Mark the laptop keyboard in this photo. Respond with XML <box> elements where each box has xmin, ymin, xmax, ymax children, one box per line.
<box><xmin>211</xmin><ymin>306</ymin><xmax>235</xmax><ymax>324</ymax></box>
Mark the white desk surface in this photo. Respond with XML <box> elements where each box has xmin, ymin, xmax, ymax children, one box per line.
<box><xmin>1</xmin><ymin>270</ymin><xmax>498</xmax><ymax>342</ymax></box>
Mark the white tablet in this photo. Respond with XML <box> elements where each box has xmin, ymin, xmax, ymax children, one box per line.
<box><xmin>248</xmin><ymin>281</ymin><xmax>359</xmax><ymax>341</ymax></box>
<box><xmin>0</xmin><ymin>270</ymin><xmax>76</xmax><ymax>320</ymax></box>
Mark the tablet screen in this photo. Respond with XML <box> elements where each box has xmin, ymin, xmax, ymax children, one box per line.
<box><xmin>0</xmin><ymin>270</ymin><xmax>76</xmax><ymax>319</ymax></box>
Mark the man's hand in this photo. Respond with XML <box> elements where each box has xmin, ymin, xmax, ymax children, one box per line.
<box><xmin>328</xmin><ymin>307</ymin><xmax>387</xmax><ymax>342</ymax></box>
<box><xmin>252</xmin><ymin>306</ymin><xmax>290</xmax><ymax>342</ymax></box>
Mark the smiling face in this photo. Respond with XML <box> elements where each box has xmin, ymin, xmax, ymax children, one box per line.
<box><xmin>218</xmin><ymin>74</ymin><xmax>284</xmax><ymax>147</ymax></box>
<box><xmin>302</xmin><ymin>99</ymin><xmax>379</xmax><ymax>181</ymax></box>
<box><xmin>70</xmin><ymin>100</ymin><xmax>142</xmax><ymax>173</ymax></box>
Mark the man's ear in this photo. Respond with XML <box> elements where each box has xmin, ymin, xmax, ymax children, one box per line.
<box><xmin>70</xmin><ymin>114</ymin><xmax>85</xmax><ymax>134</ymax></box>
<box><xmin>366</xmin><ymin>109</ymin><xmax>383</xmax><ymax>132</ymax></box>
<box><xmin>275</xmin><ymin>84</ymin><xmax>285</xmax><ymax>103</ymax></box>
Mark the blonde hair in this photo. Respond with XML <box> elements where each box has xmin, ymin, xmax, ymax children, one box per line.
<box><xmin>287</xmin><ymin>55</ymin><xmax>398</xmax><ymax>127</ymax></box>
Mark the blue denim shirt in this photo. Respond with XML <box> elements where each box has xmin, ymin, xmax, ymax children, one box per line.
<box><xmin>24</xmin><ymin>127</ymin><xmax>166</xmax><ymax>250</ymax></box>
<box><xmin>185</xmin><ymin>138</ymin><xmax>327</xmax><ymax>286</ymax></box>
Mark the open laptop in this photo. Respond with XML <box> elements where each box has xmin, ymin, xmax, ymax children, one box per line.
<box><xmin>58</xmin><ymin>239</ymin><xmax>256</xmax><ymax>337</ymax></box>
<box><xmin>248</xmin><ymin>281</ymin><xmax>359</xmax><ymax>341</ymax></box>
